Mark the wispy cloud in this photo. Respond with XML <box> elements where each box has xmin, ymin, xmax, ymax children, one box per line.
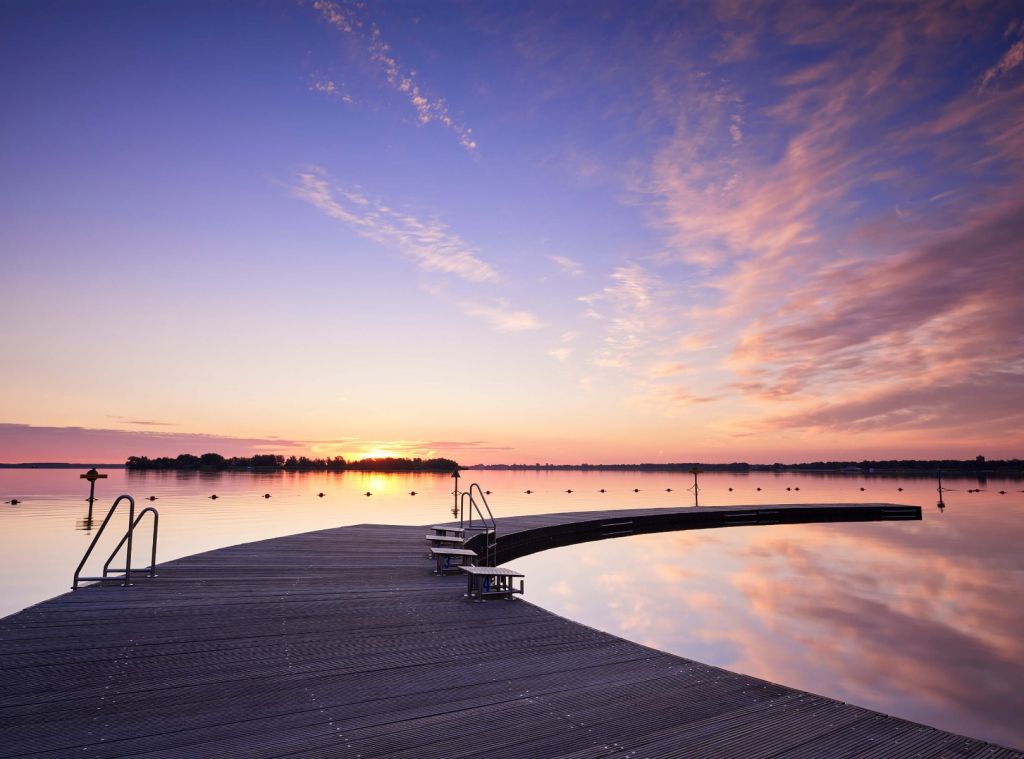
<box><xmin>626</xmin><ymin>385</ymin><xmax>718</xmax><ymax>415</ymax></box>
<box><xmin>733</xmin><ymin>201</ymin><xmax>1024</xmax><ymax>438</ymax></box>
<box><xmin>292</xmin><ymin>168</ymin><xmax>498</xmax><ymax>282</ymax></box>
<box><xmin>649</xmin><ymin>362</ymin><xmax>693</xmax><ymax>378</ymax></box>
<box><xmin>312</xmin><ymin>0</ymin><xmax>477</xmax><ymax>152</ymax></box>
<box><xmin>579</xmin><ymin>264</ymin><xmax>668</xmax><ymax>370</ymax></box>
<box><xmin>308</xmin><ymin>75</ymin><xmax>353</xmax><ymax>104</ymax></box>
<box><xmin>108</xmin><ymin>416</ymin><xmax>179</xmax><ymax>428</ymax></box>
<box><xmin>460</xmin><ymin>299</ymin><xmax>544</xmax><ymax>332</ymax></box>
<box><xmin>628</xmin><ymin>3</ymin><xmax>1024</xmax><ymax>444</ymax></box>
<box><xmin>549</xmin><ymin>254</ymin><xmax>584</xmax><ymax>277</ymax></box>
<box><xmin>0</xmin><ymin>423</ymin><xmax>309</xmax><ymax>462</ymax></box>
<box><xmin>979</xmin><ymin>28</ymin><xmax>1024</xmax><ymax>92</ymax></box>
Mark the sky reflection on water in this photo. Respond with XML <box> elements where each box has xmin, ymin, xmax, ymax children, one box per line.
<box><xmin>0</xmin><ymin>468</ymin><xmax>1021</xmax><ymax>747</ymax></box>
<box><xmin>515</xmin><ymin>494</ymin><xmax>1024</xmax><ymax>748</ymax></box>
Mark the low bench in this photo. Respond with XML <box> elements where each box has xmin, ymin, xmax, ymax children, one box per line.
<box><xmin>429</xmin><ymin>547</ymin><xmax>477</xmax><ymax>575</ymax></box>
<box><xmin>425</xmin><ymin>534</ymin><xmax>465</xmax><ymax>553</ymax></box>
<box><xmin>430</xmin><ymin>525</ymin><xmax>465</xmax><ymax>537</ymax></box>
<box><xmin>459</xmin><ymin>566</ymin><xmax>524</xmax><ymax>601</ymax></box>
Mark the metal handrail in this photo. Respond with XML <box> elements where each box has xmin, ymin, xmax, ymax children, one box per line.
<box><xmin>72</xmin><ymin>495</ymin><xmax>159</xmax><ymax>589</ymax></box>
<box><xmin>73</xmin><ymin>494</ymin><xmax>134</xmax><ymax>589</ymax></box>
<box><xmin>459</xmin><ymin>483</ymin><xmax>497</xmax><ymax>566</ymax></box>
<box><xmin>468</xmin><ymin>483</ymin><xmax>496</xmax><ymax>525</ymax></box>
<box><xmin>103</xmin><ymin>507</ymin><xmax>159</xmax><ymax>580</ymax></box>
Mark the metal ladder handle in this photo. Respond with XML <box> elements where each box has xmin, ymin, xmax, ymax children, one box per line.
<box><xmin>468</xmin><ymin>482</ymin><xmax>496</xmax><ymax>524</ymax></box>
<box><xmin>468</xmin><ymin>483</ymin><xmax>495</xmax><ymax>565</ymax></box>
<box><xmin>73</xmin><ymin>495</ymin><xmax>135</xmax><ymax>589</ymax></box>
<box><xmin>460</xmin><ymin>483</ymin><xmax>497</xmax><ymax>566</ymax></box>
<box><xmin>103</xmin><ymin>507</ymin><xmax>159</xmax><ymax>579</ymax></box>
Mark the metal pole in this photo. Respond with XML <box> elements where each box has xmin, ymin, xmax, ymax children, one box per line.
<box><xmin>452</xmin><ymin>470</ymin><xmax>461</xmax><ymax>524</ymax></box>
<box><xmin>937</xmin><ymin>471</ymin><xmax>945</xmax><ymax>510</ymax></box>
<box><xmin>688</xmin><ymin>467</ymin><xmax>702</xmax><ymax>507</ymax></box>
<box><xmin>124</xmin><ymin>497</ymin><xmax>135</xmax><ymax>587</ymax></box>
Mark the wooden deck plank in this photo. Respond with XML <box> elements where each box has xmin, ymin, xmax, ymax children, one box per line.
<box><xmin>0</xmin><ymin>504</ymin><xmax>1019</xmax><ymax>758</ymax></box>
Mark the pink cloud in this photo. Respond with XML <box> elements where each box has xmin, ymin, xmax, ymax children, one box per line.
<box><xmin>0</xmin><ymin>423</ymin><xmax>308</xmax><ymax>463</ymax></box>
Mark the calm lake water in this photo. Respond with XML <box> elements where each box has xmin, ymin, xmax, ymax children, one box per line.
<box><xmin>1</xmin><ymin>468</ymin><xmax>1021</xmax><ymax>748</ymax></box>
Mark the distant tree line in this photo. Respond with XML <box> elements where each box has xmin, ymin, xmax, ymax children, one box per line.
<box><xmin>469</xmin><ymin>462</ymin><xmax>754</xmax><ymax>472</ymax></box>
<box><xmin>125</xmin><ymin>453</ymin><xmax>460</xmax><ymax>472</ymax></box>
<box><xmin>773</xmin><ymin>457</ymin><xmax>1022</xmax><ymax>475</ymax></box>
<box><xmin>468</xmin><ymin>457</ymin><xmax>1023</xmax><ymax>475</ymax></box>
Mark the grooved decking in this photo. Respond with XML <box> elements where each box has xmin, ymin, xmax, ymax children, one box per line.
<box><xmin>0</xmin><ymin>503</ymin><xmax>1018</xmax><ymax>758</ymax></box>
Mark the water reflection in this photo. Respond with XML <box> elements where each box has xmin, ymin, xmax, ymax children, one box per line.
<box><xmin>2</xmin><ymin>467</ymin><xmax>1022</xmax><ymax>747</ymax></box>
<box><xmin>514</xmin><ymin>499</ymin><xmax>1024</xmax><ymax>749</ymax></box>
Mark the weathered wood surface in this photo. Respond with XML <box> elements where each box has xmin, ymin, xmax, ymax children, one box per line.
<box><xmin>1</xmin><ymin>503</ymin><xmax>1019</xmax><ymax>758</ymax></box>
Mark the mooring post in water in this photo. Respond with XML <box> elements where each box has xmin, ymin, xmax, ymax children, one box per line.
<box><xmin>452</xmin><ymin>469</ymin><xmax>461</xmax><ymax>521</ymax></box>
<box><xmin>688</xmin><ymin>466</ymin><xmax>702</xmax><ymax>508</ymax></box>
<box><xmin>80</xmin><ymin>468</ymin><xmax>107</xmax><ymax>522</ymax></box>
<box><xmin>936</xmin><ymin>470</ymin><xmax>946</xmax><ymax>510</ymax></box>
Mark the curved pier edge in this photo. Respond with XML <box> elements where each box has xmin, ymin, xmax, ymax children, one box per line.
<box><xmin>464</xmin><ymin>502</ymin><xmax>921</xmax><ymax>563</ymax></box>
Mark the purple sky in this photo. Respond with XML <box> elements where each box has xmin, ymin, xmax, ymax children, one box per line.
<box><xmin>1</xmin><ymin>1</ymin><xmax>1022</xmax><ymax>463</ymax></box>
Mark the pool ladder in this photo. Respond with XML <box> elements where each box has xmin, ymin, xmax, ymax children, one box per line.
<box><xmin>73</xmin><ymin>494</ymin><xmax>159</xmax><ymax>589</ymax></box>
<box><xmin>459</xmin><ymin>483</ymin><xmax>497</xmax><ymax>566</ymax></box>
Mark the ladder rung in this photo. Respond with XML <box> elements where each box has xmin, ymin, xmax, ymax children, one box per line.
<box><xmin>76</xmin><ymin>575</ymin><xmax>126</xmax><ymax>582</ymax></box>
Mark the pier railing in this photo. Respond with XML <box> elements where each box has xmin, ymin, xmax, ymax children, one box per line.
<box><xmin>459</xmin><ymin>482</ymin><xmax>497</xmax><ymax>566</ymax></box>
<box><xmin>73</xmin><ymin>495</ymin><xmax>159</xmax><ymax>589</ymax></box>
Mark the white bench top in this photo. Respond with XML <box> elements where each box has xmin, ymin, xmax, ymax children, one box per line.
<box><xmin>425</xmin><ymin>534</ymin><xmax>464</xmax><ymax>543</ymax></box>
<box><xmin>429</xmin><ymin>547</ymin><xmax>477</xmax><ymax>557</ymax></box>
<box><xmin>459</xmin><ymin>566</ymin><xmax>523</xmax><ymax>577</ymax></box>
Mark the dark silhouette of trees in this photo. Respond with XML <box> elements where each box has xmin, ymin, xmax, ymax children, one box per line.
<box><xmin>200</xmin><ymin>453</ymin><xmax>226</xmax><ymax>469</ymax></box>
<box><xmin>125</xmin><ymin>453</ymin><xmax>458</xmax><ymax>472</ymax></box>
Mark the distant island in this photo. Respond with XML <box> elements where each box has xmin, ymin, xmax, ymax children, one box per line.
<box><xmin>124</xmin><ymin>453</ymin><xmax>460</xmax><ymax>473</ymax></box>
<box><xmin>3</xmin><ymin>456</ymin><xmax>1020</xmax><ymax>477</ymax></box>
<box><xmin>0</xmin><ymin>462</ymin><xmax>127</xmax><ymax>469</ymax></box>
<box><xmin>467</xmin><ymin>457</ymin><xmax>1023</xmax><ymax>476</ymax></box>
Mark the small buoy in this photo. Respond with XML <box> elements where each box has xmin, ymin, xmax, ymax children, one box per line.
<box><xmin>633</xmin><ymin>488</ymin><xmax>640</xmax><ymax>493</ymax></box>
<box><xmin>999</xmin><ymin>490</ymin><xmax>1006</xmax><ymax>494</ymax></box>
<box><xmin>209</xmin><ymin>494</ymin><xmax>218</xmax><ymax>500</ymax></box>
<box><xmin>146</xmin><ymin>496</ymin><xmax>157</xmax><ymax>501</ymax></box>
<box><xmin>786</xmin><ymin>487</ymin><xmax>791</xmax><ymax>491</ymax></box>
<box><xmin>665</xmin><ymin>488</ymin><xmax>672</xmax><ymax>492</ymax></box>
<box><xmin>756</xmin><ymin>487</ymin><xmax>761</xmax><ymax>491</ymax></box>
<box><xmin>8</xmin><ymin>499</ymin><xmax>20</xmax><ymax>505</ymax></box>
<box><xmin>566</xmin><ymin>489</ymin><xmax>573</xmax><ymax>493</ymax></box>
<box><xmin>409</xmin><ymin>491</ymin><xmax>417</xmax><ymax>496</ymax></box>
<box><xmin>599</xmin><ymin>488</ymin><xmax>606</xmax><ymax>493</ymax></box>
<box><xmin>794</xmin><ymin>487</ymin><xmax>800</xmax><ymax>491</ymax></box>
<box><xmin>897</xmin><ymin>487</ymin><xmax>903</xmax><ymax>491</ymax></box>
<box><xmin>728</xmin><ymin>487</ymin><xmax>733</xmax><ymax>491</ymax></box>
<box><xmin>263</xmin><ymin>493</ymin><xmax>271</xmax><ymax>499</ymax></box>
<box><xmin>317</xmin><ymin>492</ymin><xmax>326</xmax><ymax>498</ymax></box>
<box><xmin>485</xmin><ymin>490</ymin><xmax>491</xmax><ymax>495</ymax></box>
<box><xmin>525</xmin><ymin>490</ymin><xmax>532</xmax><ymax>494</ymax></box>
<box><xmin>860</xmin><ymin>487</ymin><xmax>865</xmax><ymax>491</ymax></box>
<box><xmin>364</xmin><ymin>491</ymin><xmax>372</xmax><ymax>497</ymax></box>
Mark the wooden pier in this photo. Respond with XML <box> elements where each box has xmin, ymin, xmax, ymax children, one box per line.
<box><xmin>1</xmin><ymin>503</ymin><xmax>1019</xmax><ymax>758</ymax></box>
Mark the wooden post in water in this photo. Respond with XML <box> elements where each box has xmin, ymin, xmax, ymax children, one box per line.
<box><xmin>80</xmin><ymin>468</ymin><xmax>107</xmax><ymax>523</ymax></box>
<box><xmin>688</xmin><ymin>467</ymin><xmax>702</xmax><ymax>507</ymax></box>
<box><xmin>452</xmin><ymin>470</ymin><xmax>461</xmax><ymax>521</ymax></box>
<box><xmin>936</xmin><ymin>470</ymin><xmax>946</xmax><ymax>510</ymax></box>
